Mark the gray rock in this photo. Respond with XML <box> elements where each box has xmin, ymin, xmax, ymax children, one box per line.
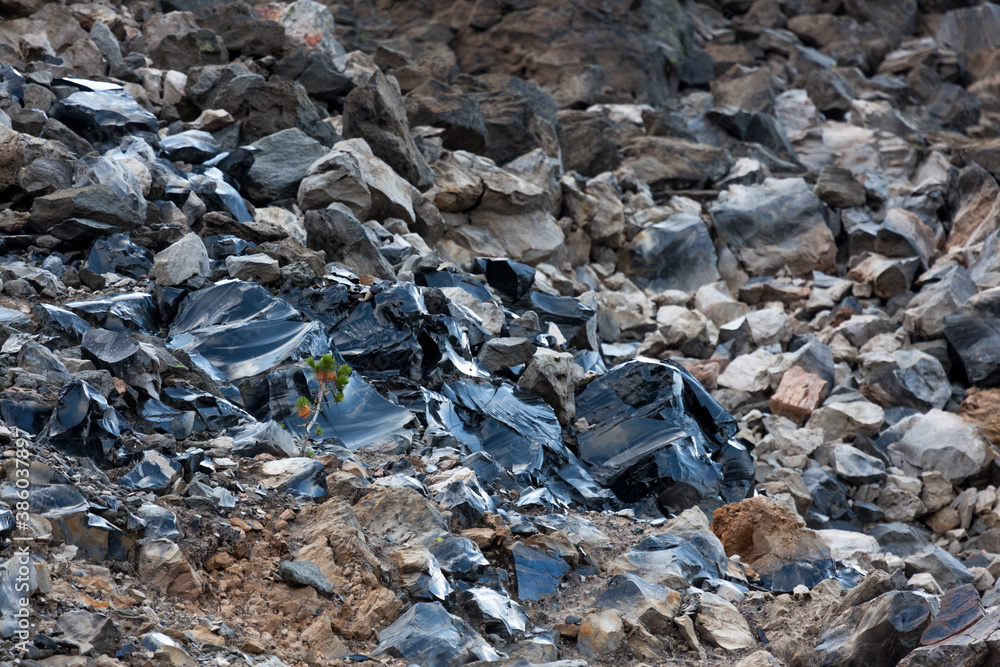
<box><xmin>859</xmin><ymin>350</ymin><xmax>950</xmax><ymax>412</ymax></box>
<box><xmin>517</xmin><ymin>348</ymin><xmax>581</xmax><ymax>426</ymax></box>
<box><xmin>476</xmin><ymin>74</ymin><xmax>560</xmax><ymax>167</ymax></box>
<box><xmin>343</xmin><ymin>70</ymin><xmax>433</xmax><ymax>190</ymax></box>
<box><xmin>619</xmin><ymin>212</ymin><xmax>721</xmax><ymax>293</ymax></box>
<box><xmin>848</xmin><ymin>253</ymin><xmax>920</xmax><ymax>299</ymax></box>
<box><xmin>151</xmin><ymin>233</ymin><xmax>211</xmax><ymax>288</ymax></box>
<box><xmin>901</xmin><ymin>267</ymin><xmax>977</xmax><ymax>339</ymax></box>
<box><xmin>892</xmin><ymin>409</ymin><xmax>991</xmax><ymax>484</ymax></box>
<box><xmin>595</xmin><ymin>573</ymin><xmax>680</xmax><ymax>635</ymax></box>
<box><xmin>304</xmin><ymin>204</ymin><xmax>396</xmax><ymax>280</ymax></box>
<box><xmin>936</xmin><ymin>3</ymin><xmax>1000</xmax><ymax>56</ymax></box>
<box><xmin>815</xmin><ymin>166</ymin><xmax>866</xmax><ymax>208</ymax></box>
<box><xmin>226</xmin><ymin>254</ymin><xmax>281</xmax><ymax>284</ymax></box>
<box><xmin>258</xmin><ymin>457</ymin><xmax>328</xmax><ymax>499</ymax></box>
<box><xmin>233</xmin><ymin>420</ymin><xmax>298</xmax><ymax>459</ymax></box>
<box><xmin>710</xmin><ymin>178</ymin><xmax>836</xmax><ymax>277</ymax></box>
<box><xmin>30</xmin><ymin>184</ymin><xmax>142</xmax><ymax>233</ymax></box>
<box><xmin>18</xmin><ymin>340</ymin><xmax>69</xmax><ymax>385</ymax></box>
<box><xmin>277</xmin><ymin>560</ymin><xmax>335</xmax><ymax>595</ymax></box>
<box><xmin>815</xmin><ymin>591</ymin><xmax>931</xmax><ymax>667</ymax></box>
<box><xmin>120</xmin><ymin>450</ymin><xmax>183</xmax><ymax>493</ymax></box>
<box><xmin>621</xmin><ymin>136</ymin><xmax>731</xmax><ymax>193</ymax></box>
<box><xmin>56</xmin><ymin>610</ymin><xmax>121</xmax><ymax>656</ymax></box>
<box><xmin>806</xmin><ymin>400</ymin><xmax>884</xmax><ymax>440</ymax></box>
<box><xmin>373</xmin><ymin>602</ymin><xmax>499</xmax><ymax>665</ymax></box>
<box><xmin>477</xmin><ymin>337</ymin><xmax>535</xmax><ymax>373</ymax></box>
<box><xmin>558</xmin><ymin>109</ymin><xmax>621</xmax><ymax>177</ymax></box>
<box><xmin>943</xmin><ymin>312</ymin><xmax>1000</xmax><ymax>385</ymax></box>
<box><xmin>904</xmin><ymin>545</ymin><xmax>974</xmax><ymax>591</ymax></box>
<box><xmin>244</xmin><ymin>128</ymin><xmax>327</xmax><ymax>204</ymax></box>
<box><xmin>832</xmin><ymin>443</ymin><xmax>886</xmax><ymax>485</ymax></box>
<box><xmin>405</xmin><ymin>79</ymin><xmax>488</xmax><ymax>155</ymax></box>
<box><xmin>806</xmin><ymin>69</ymin><xmax>854</xmax><ymax>117</ymax></box>
<box><xmin>81</xmin><ymin>328</ymin><xmax>162</xmax><ymax>398</ymax></box>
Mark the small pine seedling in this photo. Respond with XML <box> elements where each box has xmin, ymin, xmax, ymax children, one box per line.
<box><xmin>295</xmin><ymin>354</ymin><xmax>351</xmax><ymax>452</ymax></box>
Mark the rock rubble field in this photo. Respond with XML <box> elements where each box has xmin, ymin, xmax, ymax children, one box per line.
<box><xmin>5</xmin><ymin>0</ymin><xmax>1000</xmax><ymax>666</ymax></box>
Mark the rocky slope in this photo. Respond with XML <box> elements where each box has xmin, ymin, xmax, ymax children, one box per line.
<box><xmin>4</xmin><ymin>0</ymin><xmax>1000</xmax><ymax>666</ymax></box>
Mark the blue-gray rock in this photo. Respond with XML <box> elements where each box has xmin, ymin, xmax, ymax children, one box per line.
<box><xmin>277</xmin><ymin>560</ymin><xmax>334</xmax><ymax>595</ymax></box>
<box><xmin>618</xmin><ymin>212</ymin><xmax>720</xmax><ymax>293</ymax></box>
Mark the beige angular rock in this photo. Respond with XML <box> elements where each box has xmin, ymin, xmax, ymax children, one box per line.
<box><xmin>302</xmin><ymin>616</ymin><xmax>348</xmax><ymax>659</ymax></box>
<box><xmin>298</xmin><ymin>138</ymin><xmax>415</xmax><ymax>223</ymax></box>
<box><xmin>807</xmin><ymin>400</ymin><xmax>884</xmax><ymax>441</ymax></box>
<box><xmin>577</xmin><ymin>610</ymin><xmax>625</xmax><ymax>658</ymax></box>
<box><xmin>695</xmin><ymin>592</ymin><xmax>756</xmax><ymax>651</ymax></box>
<box><xmin>518</xmin><ymin>348</ymin><xmax>581</xmax><ymax>425</ymax></box>
<box><xmin>656</xmin><ymin>305</ymin><xmax>715</xmax><ymax>352</ymax></box>
<box><xmin>674</xmin><ymin>615</ymin><xmax>700</xmax><ymax>650</ymax></box>
<box><xmin>428</xmin><ymin>151</ymin><xmax>485</xmax><ymax>212</ymax></box>
<box><xmin>591</xmin><ymin>287</ymin><xmax>656</xmax><ymax>342</ymax></box>
<box><xmin>138</xmin><ymin>540</ymin><xmax>202</xmax><ymax>600</ymax></box>
<box><xmin>762</xmin><ymin>415</ymin><xmax>824</xmax><ymax>457</ymax></box>
<box><xmin>439</xmin><ymin>286</ymin><xmax>505</xmax><ymax>335</ymax></box>
<box><xmin>225</xmin><ymin>254</ymin><xmax>280</xmax><ymax>284</ymax></box>
<box><xmin>816</xmin><ymin>529</ymin><xmax>880</xmax><ymax>560</ymax></box>
<box><xmin>718</xmin><ymin>350</ymin><xmax>776</xmax><ymax>393</ymax></box>
<box><xmin>920</xmin><ymin>471</ymin><xmax>955</xmax><ymax>514</ymax></box>
<box><xmin>466</xmin><ymin>208</ymin><xmax>565</xmax><ymax>265</ymax></box>
<box><xmin>695</xmin><ymin>282</ymin><xmax>750</xmax><ymax>326</ymax></box>
<box><xmin>737</xmin><ymin>651</ymin><xmax>783</xmax><ymax>667</ymax></box>
<box><xmin>562</xmin><ymin>175</ymin><xmax>626</xmax><ymax>247</ymax></box>
<box><xmin>745</xmin><ymin>307</ymin><xmax>792</xmax><ymax>347</ymax></box>
<box><xmin>150</xmin><ymin>233</ymin><xmax>210</xmax><ymax>288</ymax></box>
<box><xmin>907</xmin><ymin>572</ymin><xmax>943</xmax><ymax>595</ymax></box>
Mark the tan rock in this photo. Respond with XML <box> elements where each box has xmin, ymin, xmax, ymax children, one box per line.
<box><xmin>926</xmin><ymin>506</ymin><xmax>961</xmax><ymax>535</ymax></box>
<box><xmin>203</xmin><ymin>551</ymin><xmax>234</xmax><ymax>572</ymax></box>
<box><xmin>331</xmin><ymin>586</ymin><xmax>401</xmax><ymax>640</ymax></box>
<box><xmin>295</xmin><ymin>499</ymin><xmax>384</xmax><ymax>582</ymax></box>
<box><xmin>185</xmin><ymin>626</ymin><xmax>224</xmax><ymax>646</ymax></box>
<box><xmin>674</xmin><ymin>615</ymin><xmax>700</xmax><ymax>650</ymax></box>
<box><xmin>961</xmin><ymin>388</ymin><xmax>1000</xmax><ymax>446</ymax></box>
<box><xmin>301</xmin><ymin>616</ymin><xmax>348</xmax><ymax>659</ymax></box>
<box><xmin>577</xmin><ymin>610</ymin><xmax>625</xmax><ymax>658</ymax></box>
<box><xmin>695</xmin><ymin>592</ymin><xmax>756</xmax><ymax>651</ymax></box>
<box><xmin>138</xmin><ymin>540</ymin><xmax>202</xmax><ymax>601</ymax></box>
<box><xmin>769</xmin><ymin>366</ymin><xmax>828</xmax><ymax>425</ymax></box>
<box><xmin>461</xmin><ymin>527</ymin><xmax>498</xmax><ymax>550</ymax></box>
<box><xmin>737</xmin><ymin>650</ymin><xmax>783</xmax><ymax>667</ymax></box>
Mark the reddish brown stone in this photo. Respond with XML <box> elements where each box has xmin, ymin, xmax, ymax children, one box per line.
<box><xmin>769</xmin><ymin>366</ymin><xmax>828</xmax><ymax>425</ymax></box>
<box><xmin>204</xmin><ymin>551</ymin><xmax>235</xmax><ymax>572</ymax></box>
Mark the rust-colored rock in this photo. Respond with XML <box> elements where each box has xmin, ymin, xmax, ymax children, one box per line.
<box><xmin>711</xmin><ymin>496</ymin><xmax>830</xmax><ymax>575</ymax></box>
<box><xmin>960</xmin><ymin>388</ymin><xmax>1000</xmax><ymax>445</ymax></box>
<box><xmin>203</xmin><ymin>551</ymin><xmax>235</xmax><ymax>572</ymax></box>
<box><xmin>769</xmin><ymin>366</ymin><xmax>829</xmax><ymax>425</ymax></box>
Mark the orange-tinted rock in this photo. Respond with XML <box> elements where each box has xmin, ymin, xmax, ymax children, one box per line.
<box><xmin>960</xmin><ymin>388</ymin><xmax>1000</xmax><ymax>446</ymax></box>
<box><xmin>711</xmin><ymin>496</ymin><xmax>830</xmax><ymax>575</ymax></box>
<box><xmin>769</xmin><ymin>366</ymin><xmax>828</xmax><ymax>425</ymax></box>
<box><xmin>204</xmin><ymin>551</ymin><xmax>235</xmax><ymax>572</ymax></box>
